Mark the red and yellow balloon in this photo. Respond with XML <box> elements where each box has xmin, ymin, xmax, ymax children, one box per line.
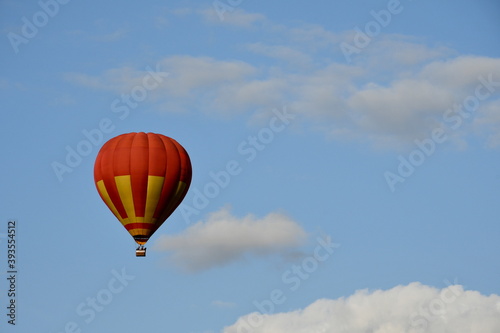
<box><xmin>94</xmin><ymin>132</ymin><xmax>192</xmax><ymax>256</ymax></box>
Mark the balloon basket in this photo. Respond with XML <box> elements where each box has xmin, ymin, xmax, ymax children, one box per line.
<box><xmin>136</xmin><ymin>246</ymin><xmax>146</xmax><ymax>257</ymax></box>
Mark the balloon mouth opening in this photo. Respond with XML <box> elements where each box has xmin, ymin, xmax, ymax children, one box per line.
<box><xmin>134</xmin><ymin>235</ymin><xmax>150</xmax><ymax>245</ymax></box>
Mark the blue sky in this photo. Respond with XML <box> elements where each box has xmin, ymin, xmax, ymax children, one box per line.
<box><xmin>1</xmin><ymin>0</ymin><xmax>500</xmax><ymax>332</ymax></box>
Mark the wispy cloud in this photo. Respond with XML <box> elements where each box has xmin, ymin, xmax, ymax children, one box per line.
<box><xmin>65</xmin><ymin>27</ymin><xmax>128</xmax><ymax>43</ymax></box>
<box><xmin>473</xmin><ymin>99</ymin><xmax>500</xmax><ymax>147</ymax></box>
<box><xmin>63</xmin><ymin>62</ymin><xmax>171</xmax><ymax>95</ymax></box>
<box><xmin>157</xmin><ymin>56</ymin><xmax>255</xmax><ymax>97</ymax></box>
<box><xmin>153</xmin><ymin>207</ymin><xmax>307</xmax><ymax>273</ymax></box>
<box><xmin>64</xmin><ymin>67</ymin><xmax>146</xmax><ymax>93</ymax></box>
<box><xmin>245</xmin><ymin>42</ymin><xmax>312</xmax><ymax>67</ymax></box>
<box><xmin>63</xmin><ymin>13</ymin><xmax>500</xmax><ymax>150</ymax></box>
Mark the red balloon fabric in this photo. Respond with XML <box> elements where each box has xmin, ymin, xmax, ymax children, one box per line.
<box><xmin>94</xmin><ymin>132</ymin><xmax>192</xmax><ymax>245</ymax></box>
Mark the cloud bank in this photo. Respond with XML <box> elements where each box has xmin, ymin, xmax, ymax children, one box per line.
<box><xmin>223</xmin><ymin>282</ymin><xmax>500</xmax><ymax>333</ymax></box>
<box><xmin>64</xmin><ymin>10</ymin><xmax>500</xmax><ymax>150</ymax></box>
<box><xmin>153</xmin><ymin>207</ymin><xmax>307</xmax><ymax>272</ymax></box>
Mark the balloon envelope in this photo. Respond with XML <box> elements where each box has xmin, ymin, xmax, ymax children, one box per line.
<box><xmin>94</xmin><ymin>132</ymin><xmax>192</xmax><ymax>245</ymax></box>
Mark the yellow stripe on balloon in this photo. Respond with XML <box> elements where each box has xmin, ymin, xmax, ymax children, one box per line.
<box><xmin>144</xmin><ymin>175</ymin><xmax>165</xmax><ymax>222</ymax></box>
<box><xmin>96</xmin><ymin>180</ymin><xmax>123</xmax><ymax>222</ymax></box>
<box><xmin>115</xmin><ymin>175</ymin><xmax>136</xmax><ymax>221</ymax></box>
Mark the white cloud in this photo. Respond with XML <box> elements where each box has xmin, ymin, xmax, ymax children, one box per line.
<box><xmin>288</xmin><ymin>24</ymin><xmax>342</xmax><ymax>49</ymax></box>
<box><xmin>64</xmin><ymin>56</ymin><xmax>256</xmax><ymax>112</ymax></box>
<box><xmin>223</xmin><ymin>282</ymin><xmax>500</xmax><ymax>333</ymax></box>
<box><xmin>347</xmin><ymin>79</ymin><xmax>454</xmax><ymax>143</ymax></box>
<box><xmin>64</xmin><ymin>66</ymin><xmax>152</xmax><ymax>93</ymax></box>
<box><xmin>350</xmin><ymin>34</ymin><xmax>453</xmax><ymax>69</ymax></box>
<box><xmin>157</xmin><ymin>56</ymin><xmax>256</xmax><ymax>98</ymax></box>
<box><xmin>64</xmin><ymin>20</ymin><xmax>500</xmax><ymax>150</ymax></box>
<box><xmin>153</xmin><ymin>207</ymin><xmax>307</xmax><ymax>272</ymax></box>
<box><xmin>65</xmin><ymin>25</ymin><xmax>128</xmax><ymax>43</ymax></box>
<box><xmin>420</xmin><ymin>56</ymin><xmax>500</xmax><ymax>90</ymax></box>
<box><xmin>290</xmin><ymin>63</ymin><xmax>363</xmax><ymax>119</ymax></box>
<box><xmin>473</xmin><ymin>99</ymin><xmax>500</xmax><ymax>147</ymax></box>
<box><xmin>213</xmin><ymin>78</ymin><xmax>288</xmax><ymax>113</ymax></box>
<box><xmin>348</xmin><ymin>56</ymin><xmax>500</xmax><ymax>147</ymax></box>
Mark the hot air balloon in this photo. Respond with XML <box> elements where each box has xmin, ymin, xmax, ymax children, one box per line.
<box><xmin>94</xmin><ymin>132</ymin><xmax>192</xmax><ymax>257</ymax></box>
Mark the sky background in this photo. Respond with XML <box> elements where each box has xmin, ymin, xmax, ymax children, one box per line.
<box><xmin>1</xmin><ymin>0</ymin><xmax>500</xmax><ymax>332</ymax></box>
